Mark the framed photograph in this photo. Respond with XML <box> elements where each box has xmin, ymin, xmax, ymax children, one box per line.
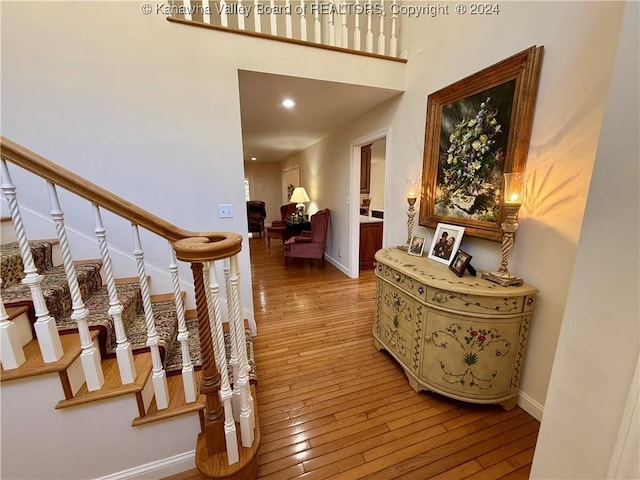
<box><xmin>428</xmin><ymin>223</ymin><xmax>465</xmax><ymax>266</ymax></box>
<box><xmin>449</xmin><ymin>249</ymin><xmax>473</xmax><ymax>277</ymax></box>
<box><xmin>419</xmin><ymin>46</ymin><xmax>544</xmax><ymax>241</ymax></box>
<box><xmin>408</xmin><ymin>235</ymin><xmax>426</xmax><ymax>257</ymax></box>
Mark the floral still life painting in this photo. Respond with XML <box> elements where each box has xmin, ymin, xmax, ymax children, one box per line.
<box><xmin>420</xmin><ymin>46</ymin><xmax>544</xmax><ymax>241</ymax></box>
<box><xmin>436</xmin><ymin>82</ymin><xmax>515</xmax><ymax>222</ymax></box>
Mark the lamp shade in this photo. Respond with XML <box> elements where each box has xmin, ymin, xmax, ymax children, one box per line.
<box><xmin>290</xmin><ymin>187</ymin><xmax>310</xmax><ymax>204</ymax></box>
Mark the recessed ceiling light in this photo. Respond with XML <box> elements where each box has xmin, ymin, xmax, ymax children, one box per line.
<box><xmin>251</xmin><ymin>156</ymin><xmax>257</xmax><ymax>161</ymax></box>
<box><xmin>282</xmin><ymin>98</ymin><xmax>296</xmax><ymax>109</ymax></box>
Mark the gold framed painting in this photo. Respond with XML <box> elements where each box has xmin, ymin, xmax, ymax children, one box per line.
<box><xmin>419</xmin><ymin>46</ymin><xmax>544</xmax><ymax>241</ymax></box>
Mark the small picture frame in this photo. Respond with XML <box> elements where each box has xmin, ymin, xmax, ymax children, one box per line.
<box><xmin>408</xmin><ymin>235</ymin><xmax>426</xmax><ymax>256</ymax></box>
<box><xmin>428</xmin><ymin>223</ymin><xmax>465</xmax><ymax>266</ymax></box>
<box><xmin>449</xmin><ymin>249</ymin><xmax>473</xmax><ymax>277</ymax></box>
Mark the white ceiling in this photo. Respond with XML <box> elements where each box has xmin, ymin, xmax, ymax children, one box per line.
<box><xmin>238</xmin><ymin>70</ymin><xmax>402</xmax><ymax>163</ymax></box>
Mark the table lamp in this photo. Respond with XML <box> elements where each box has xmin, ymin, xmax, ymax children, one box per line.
<box><xmin>289</xmin><ymin>187</ymin><xmax>310</xmax><ymax>218</ymax></box>
<box><xmin>482</xmin><ymin>173</ymin><xmax>525</xmax><ymax>286</ymax></box>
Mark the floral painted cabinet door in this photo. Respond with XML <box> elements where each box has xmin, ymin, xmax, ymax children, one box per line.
<box><xmin>421</xmin><ymin>311</ymin><xmax>523</xmax><ymax>401</ymax></box>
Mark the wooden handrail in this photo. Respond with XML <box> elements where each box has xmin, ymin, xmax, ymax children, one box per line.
<box><xmin>0</xmin><ymin>136</ymin><xmax>241</xmax><ymax>260</ymax></box>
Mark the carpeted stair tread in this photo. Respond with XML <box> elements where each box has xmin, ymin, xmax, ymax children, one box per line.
<box><xmin>1</xmin><ymin>241</ymin><xmax>55</xmax><ymax>289</ymax></box>
<box><xmin>56</xmin><ymin>281</ymin><xmax>143</xmax><ymax>357</ymax></box>
<box><xmin>122</xmin><ymin>298</ymin><xmax>180</xmax><ymax>363</ymax></box>
<box><xmin>1</xmin><ymin>262</ymin><xmax>103</xmax><ymax>320</ymax></box>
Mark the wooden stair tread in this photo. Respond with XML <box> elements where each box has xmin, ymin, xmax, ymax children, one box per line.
<box><xmin>56</xmin><ymin>353</ymin><xmax>152</xmax><ymax>409</ymax></box>
<box><xmin>5</xmin><ymin>304</ymin><xmax>29</xmax><ymax>320</ymax></box>
<box><xmin>132</xmin><ymin>370</ymin><xmax>205</xmax><ymax>426</ymax></box>
<box><xmin>195</xmin><ymin>385</ymin><xmax>260</xmax><ymax>480</ymax></box>
<box><xmin>0</xmin><ymin>331</ymin><xmax>99</xmax><ymax>382</ymax></box>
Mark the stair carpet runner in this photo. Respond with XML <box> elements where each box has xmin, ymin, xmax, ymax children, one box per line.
<box><xmin>0</xmin><ymin>240</ymin><xmax>256</xmax><ymax>382</ymax></box>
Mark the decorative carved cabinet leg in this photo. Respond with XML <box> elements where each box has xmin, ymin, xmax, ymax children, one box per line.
<box><xmin>191</xmin><ymin>262</ymin><xmax>226</xmax><ymax>455</ymax></box>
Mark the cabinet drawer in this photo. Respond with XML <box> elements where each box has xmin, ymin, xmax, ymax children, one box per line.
<box><xmin>426</xmin><ymin>287</ymin><xmax>532</xmax><ymax>315</ymax></box>
<box><xmin>378</xmin><ymin>318</ymin><xmax>412</xmax><ymax>366</ymax></box>
<box><xmin>421</xmin><ymin>310</ymin><xmax>521</xmax><ymax>399</ymax></box>
<box><xmin>377</xmin><ymin>263</ymin><xmax>428</xmax><ymax>302</ymax></box>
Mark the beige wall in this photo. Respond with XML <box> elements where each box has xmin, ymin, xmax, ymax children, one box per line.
<box><xmin>243</xmin><ymin>161</ymin><xmax>283</xmax><ymax>224</ymax></box>
<box><xmin>532</xmin><ymin>2</ymin><xmax>639</xmax><ymax>477</ymax></box>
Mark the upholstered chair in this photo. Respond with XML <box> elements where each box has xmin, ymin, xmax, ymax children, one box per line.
<box><xmin>266</xmin><ymin>203</ymin><xmax>297</xmax><ymax>247</ymax></box>
<box><xmin>247</xmin><ymin>200</ymin><xmax>266</xmax><ymax>237</ymax></box>
<box><xmin>283</xmin><ymin>209</ymin><xmax>330</xmax><ymax>269</ymax></box>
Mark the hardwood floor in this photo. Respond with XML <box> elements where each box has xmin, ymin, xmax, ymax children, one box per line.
<box><xmin>167</xmin><ymin>237</ymin><xmax>540</xmax><ymax>479</ymax></box>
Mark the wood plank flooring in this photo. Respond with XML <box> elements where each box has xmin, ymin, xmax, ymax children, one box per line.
<box><xmin>166</xmin><ymin>237</ymin><xmax>540</xmax><ymax>479</ymax></box>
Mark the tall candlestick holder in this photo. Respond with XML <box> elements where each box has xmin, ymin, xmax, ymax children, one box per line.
<box><xmin>482</xmin><ymin>173</ymin><xmax>525</xmax><ymax>286</ymax></box>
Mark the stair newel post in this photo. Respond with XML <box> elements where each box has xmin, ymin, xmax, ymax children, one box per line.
<box><xmin>222</xmin><ymin>258</ymin><xmax>241</xmax><ymax>419</ymax></box>
<box><xmin>94</xmin><ymin>204</ymin><xmax>136</xmax><ymax>385</ymax></box>
<box><xmin>0</xmin><ymin>282</ymin><xmax>26</xmax><ymax>369</ymax></box>
<box><xmin>132</xmin><ymin>224</ymin><xmax>169</xmax><ymax>409</ymax></box>
<box><xmin>206</xmin><ymin>261</ymin><xmax>239</xmax><ymax>465</ymax></box>
<box><xmin>168</xmin><ymin>242</ymin><xmax>197</xmax><ymax>403</ymax></box>
<box><xmin>229</xmin><ymin>254</ymin><xmax>255</xmax><ymax>446</ymax></box>
<box><xmin>190</xmin><ymin>261</ymin><xmax>226</xmax><ymax>455</ymax></box>
<box><xmin>48</xmin><ymin>183</ymin><xmax>104</xmax><ymax>390</ymax></box>
<box><xmin>0</xmin><ymin>160</ymin><xmax>63</xmax><ymax>362</ymax></box>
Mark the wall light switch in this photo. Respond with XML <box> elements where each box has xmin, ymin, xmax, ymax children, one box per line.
<box><xmin>218</xmin><ymin>204</ymin><xmax>234</xmax><ymax>218</ymax></box>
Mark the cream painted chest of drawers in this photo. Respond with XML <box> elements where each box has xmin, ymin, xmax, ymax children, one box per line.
<box><xmin>373</xmin><ymin>248</ymin><xmax>538</xmax><ymax>410</ymax></box>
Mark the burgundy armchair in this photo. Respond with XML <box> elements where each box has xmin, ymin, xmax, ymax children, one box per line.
<box><xmin>284</xmin><ymin>209</ymin><xmax>330</xmax><ymax>269</ymax></box>
<box><xmin>266</xmin><ymin>203</ymin><xmax>297</xmax><ymax>247</ymax></box>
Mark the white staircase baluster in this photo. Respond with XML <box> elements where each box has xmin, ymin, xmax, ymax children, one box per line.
<box><xmin>253</xmin><ymin>0</ymin><xmax>261</xmax><ymax>32</ymax></box>
<box><xmin>203</xmin><ymin>263</ymin><xmax>224</xmax><ymax>374</ymax></box>
<box><xmin>365</xmin><ymin>0</ymin><xmax>373</xmax><ymax>52</ymax></box>
<box><xmin>313</xmin><ymin>0</ymin><xmax>321</xmax><ymax>43</ymax></box>
<box><xmin>223</xmin><ymin>258</ymin><xmax>240</xmax><ymax>418</ymax></box>
<box><xmin>285</xmin><ymin>0</ymin><xmax>292</xmax><ymax>38</ymax></box>
<box><xmin>0</xmin><ymin>160</ymin><xmax>63</xmax><ymax>363</ymax></box>
<box><xmin>299</xmin><ymin>0</ymin><xmax>307</xmax><ymax>41</ymax></box>
<box><xmin>341</xmin><ymin>1</ymin><xmax>348</xmax><ymax>48</ymax></box>
<box><xmin>377</xmin><ymin>1</ymin><xmax>385</xmax><ymax>55</ymax></box>
<box><xmin>353</xmin><ymin>0</ymin><xmax>361</xmax><ymax>51</ymax></box>
<box><xmin>48</xmin><ymin>182</ymin><xmax>104</xmax><ymax>391</ymax></box>
<box><xmin>269</xmin><ymin>0</ymin><xmax>277</xmax><ymax>35</ymax></box>
<box><xmin>206</xmin><ymin>261</ymin><xmax>239</xmax><ymax>464</ymax></box>
<box><xmin>182</xmin><ymin>0</ymin><xmax>192</xmax><ymax>20</ymax></box>
<box><xmin>229</xmin><ymin>255</ymin><xmax>254</xmax><ymax>447</ymax></box>
<box><xmin>389</xmin><ymin>0</ymin><xmax>397</xmax><ymax>57</ymax></box>
<box><xmin>220</xmin><ymin>0</ymin><xmax>228</xmax><ymax>27</ymax></box>
<box><xmin>237</xmin><ymin>0</ymin><xmax>245</xmax><ymax>30</ymax></box>
<box><xmin>328</xmin><ymin>0</ymin><xmax>336</xmax><ymax>45</ymax></box>
<box><xmin>168</xmin><ymin>242</ymin><xmax>197</xmax><ymax>403</ymax></box>
<box><xmin>0</xmin><ymin>282</ymin><xmax>26</xmax><ymax>370</ymax></box>
<box><xmin>132</xmin><ymin>224</ymin><xmax>169</xmax><ymax>410</ymax></box>
<box><xmin>201</xmin><ymin>0</ymin><xmax>211</xmax><ymax>24</ymax></box>
<box><xmin>93</xmin><ymin>205</ymin><xmax>136</xmax><ymax>385</ymax></box>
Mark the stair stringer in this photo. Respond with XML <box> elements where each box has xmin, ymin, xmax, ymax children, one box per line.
<box><xmin>0</xmin><ymin>372</ymin><xmax>202</xmax><ymax>479</ymax></box>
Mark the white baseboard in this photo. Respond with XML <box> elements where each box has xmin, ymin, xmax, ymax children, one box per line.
<box><xmin>324</xmin><ymin>254</ymin><xmax>350</xmax><ymax>276</ymax></box>
<box><xmin>518</xmin><ymin>390</ymin><xmax>544</xmax><ymax>421</ymax></box>
<box><xmin>96</xmin><ymin>450</ymin><xmax>195</xmax><ymax>480</ymax></box>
